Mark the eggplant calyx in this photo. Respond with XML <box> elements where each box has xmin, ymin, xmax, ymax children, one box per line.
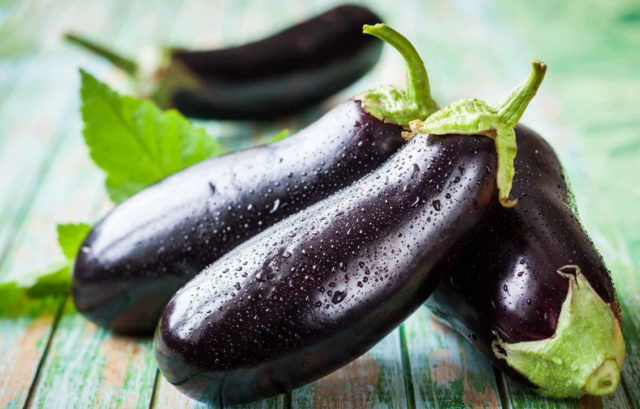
<box><xmin>63</xmin><ymin>32</ymin><xmax>201</xmax><ymax>109</ymax></box>
<box><xmin>357</xmin><ymin>24</ymin><xmax>439</xmax><ymax>127</ymax></box>
<box><xmin>491</xmin><ymin>265</ymin><xmax>625</xmax><ymax>398</ymax></box>
<box><xmin>410</xmin><ymin>61</ymin><xmax>546</xmax><ymax>207</ymax></box>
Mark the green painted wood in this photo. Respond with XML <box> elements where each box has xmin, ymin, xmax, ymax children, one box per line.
<box><xmin>29</xmin><ymin>302</ymin><xmax>157</xmax><ymax>409</ymax></box>
<box><xmin>403</xmin><ymin>307</ymin><xmax>501</xmax><ymax>409</ymax></box>
<box><xmin>0</xmin><ymin>0</ymin><xmax>127</xmax><ymax>405</ymax></box>
<box><xmin>18</xmin><ymin>1</ymin><xmax>188</xmax><ymax>408</ymax></box>
<box><xmin>289</xmin><ymin>329</ymin><xmax>409</xmax><ymax>409</ymax></box>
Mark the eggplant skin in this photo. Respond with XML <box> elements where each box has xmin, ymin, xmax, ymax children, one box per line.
<box><xmin>425</xmin><ymin>124</ymin><xmax>620</xmax><ymax>383</ymax></box>
<box><xmin>72</xmin><ymin>100</ymin><xmax>403</xmax><ymax>335</ymax></box>
<box><xmin>154</xmin><ymin>134</ymin><xmax>497</xmax><ymax>405</ymax></box>
<box><xmin>168</xmin><ymin>5</ymin><xmax>383</xmax><ymax>119</ymax></box>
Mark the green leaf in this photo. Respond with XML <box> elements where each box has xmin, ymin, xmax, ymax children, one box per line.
<box><xmin>80</xmin><ymin>70</ymin><xmax>223</xmax><ymax>203</ymax></box>
<box><xmin>25</xmin><ymin>265</ymin><xmax>72</xmax><ymax>298</ymax></box>
<box><xmin>0</xmin><ymin>261</ymin><xmax>70</xmax><ymax>300</ymax></box>
<box><xmin>0</xmin><ymin>223</ymin><xmax>91</xmax><ymax>302</ymax></box>
<box><xmin>57</xmin><ymin>223</ymin><xmax>91</xmax><ymax>261</ymax></box>
<box><xmin>265</xmin><ymin>128</ymin><xmax>290</xmax><ymax>144</ymax></box>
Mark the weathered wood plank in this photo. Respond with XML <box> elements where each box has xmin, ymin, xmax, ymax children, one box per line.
<box><xmin>27</xmin><ymin>302</ymin><xmax>157</xmax><ymax>409</ymax></box>
<box><xmin>16</xmin><ymin>0</ymin><xmax>188</xmax><ymax>407</ymax></box>
<box><xmin>0</xmin><ymin>0</ymin><xmax>120</xmax><ymax>404</ymax></box>
<box><xmin>289</xmin><ymin>329</ymin><xmax>409</xmax><ymax>409</ymax></box>
<box><xmin>403</xmin><ymin>307</ymin><xmax>501</xmax><ymax>409</ymax></box>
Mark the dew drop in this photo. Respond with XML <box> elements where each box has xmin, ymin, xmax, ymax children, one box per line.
<box><xmin>332</xmin><ymin>290</ymin><xmax>347</xmax><ymax>304</ymax></box>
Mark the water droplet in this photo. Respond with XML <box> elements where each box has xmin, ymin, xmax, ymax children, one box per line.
<box><xmin>332</xmin><ymin>290</ymin><xmax>347</xmax><ymax>304</ymax></box>
<box><xmin>432</xmin><ymin>200</ymin><xmax>441</xmax><ymax>211</ymax></box>
<box><xmin>411</xmin><ymin>163</ymin><xmax>420</xmax><ymax>178</ymax></box>
<box><xmin>270</xmin><ymin>199</ymin><xmax>280</xmax><ymax>214</ymax></box>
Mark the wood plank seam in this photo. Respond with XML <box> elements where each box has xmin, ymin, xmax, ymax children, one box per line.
<box><xmin>398</xmin><ymin>324</ymin><xmax>418</xmax><ymax>409</ymax></box>
<box><xmin>21</xmin><ymin>297</ymin><xmax>67</xmax><ymax>409</ymax></box>
<box><xmin>146</xmin><ymin>370</ymin><xmax>160</xmax><ymax>409</ymax></box>
<box><xmin>493</xmin><ymin>366</ymin><xmax>511</xmax><ymax>409</ymax></box>
<box><xmin>620</xmin><ymin>376</ymin><xmax>637</xmax><ymax>409</ymax></box>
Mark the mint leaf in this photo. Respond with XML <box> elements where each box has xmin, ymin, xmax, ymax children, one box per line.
<box><xmin>57</xmin><ymin>223</ymin><xmax>91</xmax><ymax>260</ymax></box>
<box><xmin>25</xmin><ymin>264</ymin><xmax>72</xmax><ymax>298</ymax></box>
<box><xmin>80</xmin><ymin>70</ymin><xmax>223</xmax><ymax>203</ymax></box>
<box><xmin>0</xmin><ymin>223</ymin><xmax>91</xmax><ymax>302</ymax></box>
<box><xmin>266</xmin><ymin>128</ymin><xmax>290</xmax><ymax>144</ymax></box>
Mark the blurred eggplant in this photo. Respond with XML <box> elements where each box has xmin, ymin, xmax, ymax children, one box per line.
<box><xmin>65</xmin><ymin>5</ymin><xmax>384</xmax><ymax>119</ymax></box>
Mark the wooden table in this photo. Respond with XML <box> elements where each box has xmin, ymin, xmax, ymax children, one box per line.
<box><xmin>0</xmin><ymin>0</ymin><xmax>638</xmax><ymax>407</ymax></box>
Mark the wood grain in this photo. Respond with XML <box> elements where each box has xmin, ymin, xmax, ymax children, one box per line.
<box><xmin>403</xmin><ymin>307</ymin><xmax>501</xmax><ymax>409</ymax></box>
<box><xmin>290</xmin><ymin>329</ymin><xmax>409</xmax><ymax>409</ymax></box>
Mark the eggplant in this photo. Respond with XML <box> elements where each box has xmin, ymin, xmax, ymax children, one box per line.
<box><xmin>154</xmin><ymin>130</ymin><xmax>498</xmax><ymax>406</ymax></box>
<box><xmin>65</xmin><ymin>5</ymin><xmax>384</xmax><ymax>120</ymax></box>
<box><xmin>72</xmin><ymin>24</ymin><xmax>440</xmax><ymax>335</ymax></box>
<box><xmin>153</xmin><ymin>26</ymin><xmax>546</xmax><ymax>405</ymax></box>
<box><xmin>423</xmin><ymin>126</ymin><xmax>626</xmax><ymax>397</ymax></box>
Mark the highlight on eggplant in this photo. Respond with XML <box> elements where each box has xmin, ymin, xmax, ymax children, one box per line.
<box><xmin>153</xmin><ymin>25</ymin><xmax>547</xmax><ymax>406</ymax></box>
<box><xmin>72</xmin><ymin>22</ymin><xmax>441</xmax><ymax>335</ymax></box>
<box><xmin>424</xmin><ymin>125</ymin><xmax>625</xmax><ymax>398</ymax></box>
<box><xmin>64</xmin><ymin>5</ymin><xmax>385</xmax><ymax>120</ymax></box>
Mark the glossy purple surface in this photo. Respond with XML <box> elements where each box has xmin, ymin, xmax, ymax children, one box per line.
<box><xmin>72</xmin><ymin>101</ymin><xmax>403</xmax><ymax>334</ymax></box>
<box><xmin>169</xmin><ymin>5</ymin><xmax>383</xmax><ymax>119</ymax></box>
<box><xmin>426</xmin><ymin>125</ymin><xmax>620</xmax><ymax>383</ymax></box>
<box><xmin>155</xmin><ymin>133</ymin><xmax>497</xmax><ymax>405</ymax></box>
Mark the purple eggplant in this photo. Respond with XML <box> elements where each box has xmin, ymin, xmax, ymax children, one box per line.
<box><xmin>65</xmin><ymin>5</ymin><xmax>383</xmax><ymax>120</ymax></box>
<box><xmin>154</xmin><ymin>130</ymin><xmax>498</xmax><ymax>405</ymax></box>
<box><xmin>153</xmin><ymin>25</ymin><xmax>547</xmax><ymax>405</ymax></box>
<box><xmin>425</xmin><ymin>125</ymin><xmax>625</xmax><ymax>397</ymax></box>
<box><xmin>72</xmin><ymin>23</ymin><xmax>440</xmax><ymax>335</ymax></box>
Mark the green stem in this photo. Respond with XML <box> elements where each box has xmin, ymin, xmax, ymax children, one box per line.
<box><xmin>357</xmin><ymin>24</ymin><xmax>438</xmax><ymax>126</ymax></box>
<box><xmin>64</xmin><ymin>32</ymin><xmax>139</xmax><ymax>77</ymax></box>
<box><xmin>408</xmin><ymin>60</ymin><xmax>547</xmax><ymax>207</ymax></box>
<box><xmin>363</xmin><ymin>24</ymin><xmax>437</xmax><ymax>115</ymax></box>
<box><xmin>496</xmin><ymin>60</ymin><xmax>546</xmax><ymax>127</ymax></box>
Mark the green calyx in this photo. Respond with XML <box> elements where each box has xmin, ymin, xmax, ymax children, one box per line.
<box><xmin>357</xmin><ymin>24</ymin><xmax>439</xmax><ymax>127</ymax></box>
<box><xmin>64</xmin><ymin>32</ymin><xmax>199</xmax><ymax>109</ymax></box>
<box><xmin>491</xmin><ymin>265</ymin><xmax>625</xmax><ymax>398</ymax></box>
<box><xmin>410</xmin><ymin>61</ymin><xmax>546</xmax><ymax>207</ymax></box>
